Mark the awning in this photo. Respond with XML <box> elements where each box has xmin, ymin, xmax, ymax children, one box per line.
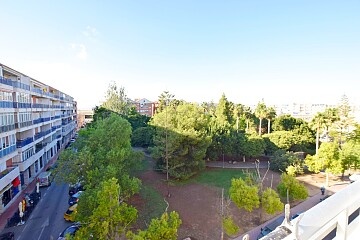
<box><xmin>12</xmin><ymin>177</ymin><xmax>20</xmax><ymax>187</ymax></box>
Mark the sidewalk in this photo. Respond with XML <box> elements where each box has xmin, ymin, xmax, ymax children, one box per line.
<box><xmin>0</xmin><ymin>147</ymin><xmax>62</xmax><ymax>232</ymax></box>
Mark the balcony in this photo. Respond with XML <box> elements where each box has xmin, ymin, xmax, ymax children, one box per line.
<box><xmin>257</xmin><ymin>180</ymin><xmax>360</xmax><ymax>240</ymax></box>
<box><xmin>15</xmin><ymin>121</ymin><xmax>32</xmax><ymax>129</ymax></box>
<box><xmin>0</xmin><ymin>145</ymin><xmax>17</xmax><ymax>158</ymax></box>
<box><xmin>0</xmin><ymin>76</ymin><xmax>14</xmax><ymax>87</ymax></box>
<box><xmin>0</xmin><ymin>101</ymin><xmax>13</xmax><ymax>108</ymax></box>
<box><xmin>0</xmin><ymin>124</ymin><xmax>15</xmax><ymax>133</ymax></box>
<box><xmin>16</xmin><ymin>137</ymin><xmax>34</xmax><ymax>148</ymax></box>
<box><xmin>13</xmin><ymin>102</ymin><xmax>32</xmax><ymax>109</ymax></box>
<box><xmin>0</xmin><ymin>166</ymin><xmax>20</xmax><ymax>189</ymax></box>
<box><xmin>13</xmin><ymin>81</ymin><xmax>30</xmax><ymax>91</ymax></box>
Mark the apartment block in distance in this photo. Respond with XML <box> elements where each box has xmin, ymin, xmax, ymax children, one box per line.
<box><xmin>132</xmin><ymin>98</ymin><xmax>157</xmax><ymax>117</ymax></box>
<box><xmin>0</xmin><ymin>63</ymin><xmax>77</xmax><ymax>213</ymax></box>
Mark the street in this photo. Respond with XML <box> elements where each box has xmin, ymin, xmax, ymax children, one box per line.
<box><xmin>1</xmin><ymin>181</ymin><xmax>72</xmax><ymax>240</ymax></box>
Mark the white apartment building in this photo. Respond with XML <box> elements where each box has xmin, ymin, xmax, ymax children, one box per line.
<box><xmin>0</xmin><ymin>63</ymin><xmax>77</xmax><ymax>213</ymax></box>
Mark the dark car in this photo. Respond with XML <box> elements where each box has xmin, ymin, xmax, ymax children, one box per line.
<box><xmin>68</xmin><ymin>191</ymin><xmax>83</xmax><ymax>206</ymax></box>
<box><xmin>68</xmin><ymin>183</ymin><xmax>84</xmax><ymax>196</ymax></box>
<box><xmin>57</xmin><ymin>223</ymin><xmax>81</xmax><ymax>240</ymax></box>
<box><xmin>257</xmin><ymin>216</ymin><xmax>284</xmax><ymax>239</ymax></box>
<box><xmin>0</xmin><ymin>232</ymin><xmax>14</xmax><ymax>240</ymax></box>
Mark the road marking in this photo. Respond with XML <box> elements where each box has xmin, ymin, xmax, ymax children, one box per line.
<box><xmin>23</xmin><ymin>223</ymin><xmax>28</xmax><ymax>232</ymax></box>
<box><xmin>43</xmin><ymin>192</ymin><xmax>47</xmax><ymax>197</ymax></box>
<box><xmin>37</xmin><ymin>217</ymin><xmax>49</xmax><ymax>240</ymax></box>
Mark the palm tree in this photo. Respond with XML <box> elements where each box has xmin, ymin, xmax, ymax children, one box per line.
<box><xmin>243</xmin><ymin>107</ymin><xmax>253</xmax><ymax>133</ymax></box>
<box><xmin>310</xmin><ymin>112</ymin><xmax>327</xmax><ymax>155</ymax></box>
<box><xmin>255</xmin><ymin>102</ymin><xmax>267</xmax><ymax>136</ymax></box>
<box><xmin>266</xmin><ymin>107</ymin><xmax>277</xmax><ymax>134</ymax></box>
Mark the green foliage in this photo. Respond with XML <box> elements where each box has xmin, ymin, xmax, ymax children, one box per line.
<box><xmin>263</xmin><ymin>136</ymin><xmax>280</xmax><ymax>155</ymax></box>
<box><xmin>150</xmin><ymin>102</ymin><xmax>211</xmax><ymax>179</ymax></box>
<box><xmin>341</xmin><ymin>140</ymin><xmax>360</xmax><ymax>172</ymax></box>
<box><xmin>127</xmin><ymin>211</ymin><xmax>182</xmax><ymax>240</ymax></box>
<box><xmin>229</xmin><ymin>178</ymin><xmax>260</xmax><ymax>212</ymax></box>
<box><xmin>242</xmin><ymin>135</ymin><xmax>265</xmax><ymax>158</ymax></box>
<box><xmin>263</xmin><ymin>131</ymin><xmax>296</xmax><ymax>150</ymax></box>
<box><xmin>305</xmin><ymin>142</ymin><xmax>342</xmax><ymax>174</ymax></box>
<box><xmin>270</xmin><ymin>150</ymin><xmax>303</xmax><ymax>173</ymax></box>
<box><xmin>74</xmin><ymin>178</ymin><xmax>138</xmax><ymax>240</ymax></box>
<box><xmin>223</xmin><ymin>216</ymin><xmax>240</xmax><ymax>237</ymax></box>
<box><xmin>102</xmin><ymin>82</ymin><xmax>131</xmax><ymax>115</ymax></box>
<box><xmin>277</xmin><ymin>173</ymin><xmax>308</xmax><ymax>201</ymax></box>
<box><xmin>131</xmin><ymin>127</ymin><xmax>154</xmax><ymax>147</ymax></box>
<box><xmin>261</xmin><ymin>188</ymin><xmax>283</xmax><ymax>214</ymax></box>
<box><xmin>125</xmin><ymin>107</ymin><xmax>151</xmax><ymax>130</ymax></box>
<box><xmin>254</xmin><ymin>102</ymin><xmax>267</xmax><ymax>135</ymax></box>
<box><xmin>272</xmin><ymin>115</ymin><xmax>299</xmax><ymax>131</ymax></box>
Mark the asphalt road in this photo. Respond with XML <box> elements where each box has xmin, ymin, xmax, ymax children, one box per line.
<box><xmin>2</xmin><ymin>181</ymin><xmax>72</xmax><ymax>240</ymax></box>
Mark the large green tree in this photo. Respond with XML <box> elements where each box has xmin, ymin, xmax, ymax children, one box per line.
<box><xmin>151</xmin><ymin>103</ymin><xmax>211</xmax><ymax>179</ymax></box>
<box><xmin>305</xmin><ymin>142</ymin><xmax>342</xmax><ymax>186</ymax></box>
<box><xmin>229</xmin><ymin>178</ymin><xmax>260</xmax><ymax>212</ymax></box>
<box><xmin>310</xmin><ymin>112</ymin><xmax>327</xmax><ymax>155</ymax></box>
<box><xmin>266</xmin><ymin>107</ymin><xmax>277</xmax><ymax>134</ymax></box>
<box><xmin>127</xmin><ymin>211</ymin><xmax>182</xmax><ymax>240</ymax></box>
<box><xmin>74</xmin><ymin>178</ymin><xmax>138</xmax><ymax>240</ymax></box>
<box><xmin>254</xmin><ymin>101</ymin><xmax>267</xmax><ymax>136</ymax></box>
<box><xmin>102</xmin><ymin>82</ymin><xmax>131</xmax><ymax>115</ymax></box>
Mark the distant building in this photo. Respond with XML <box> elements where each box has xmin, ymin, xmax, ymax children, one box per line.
<box><xmin>132</xmin><ymin>98</ymin><xmax>157</xmax><ymax>117</ymax></box>
<box><xmin>77</xmin><ymin>110</ymin><xmax>94</xmax><ymax>129</ymax></box>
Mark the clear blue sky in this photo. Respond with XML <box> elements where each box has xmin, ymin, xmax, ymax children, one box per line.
<box><xmin>1</xmin><ymin>1</ymin><xmax>359</xmax><ymax>109</ymax></box>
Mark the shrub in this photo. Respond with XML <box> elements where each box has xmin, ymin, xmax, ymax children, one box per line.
<box><xmin>223</xmin><ymin>216</ymin><xmax>240</xmax><ymax>236</ymax></box>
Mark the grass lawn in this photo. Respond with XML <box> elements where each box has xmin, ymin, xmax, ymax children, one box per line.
<box><xmin>179</xmin><ymin>168</ymin><xmax>252</xmax><ymax>194</ymax></box>
<box><xmin>138</xmin><ymin>184</ymin><xmax>167</xmax><ymax>224</ymax></box>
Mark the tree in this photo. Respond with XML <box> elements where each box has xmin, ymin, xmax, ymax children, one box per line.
<box><xmin>127</xmin><ymin>211</ymin><xmax>182</xmax><ymax>240</ymax></box>
<box><xmin>310</xmin><ymin>112</ymin><xmax>327</xmax><ymax>155</ymax></box>
<box><xmin>272</xmin><ymin>115</ymin><xmax>299</xmax><ymax>131</ymax></box>
<box><xmin>254</xmin><ymin>101</ymin><xmax>267</xmax><ymax>135</ymax></box>
<box><xmin>74</xmin><ymin>178</ymin><xmax>138</xmax><ymax>240</ymax></box>
<box><xmin>305</xmin><ymin>142</ymin><xmax>342</xmax><ymax>186</ymax></box>
<box><xmin>243</xmin><ymin>106</ymin><xmax>254</xmax><ymax>134</ymax></box>
<box><xmin>131</xmin><ymin>126</ymin><xmax>154</xmax><ymax>147</ymax></box>
<box><xmin>156</xmin><ymin>91</ymin><xmax>175</xmax><ymax>113</ymax></box>
<box><xmin>150</xmin><ymin>102</ymin><xmax>211</xmax><ymax>179</ymax></box>
<box><xmin>261</xmin><ymin>188</ymin><xmax>283</xmax><ymax>214</ymax></box>
<box><xmin>277</xmin><ymin>173</ymin><xmax>308</xmax><ymax>201</ymax></box>
<box><xmin>242</xmin><ymin>135</ymin><xmax>265</xmax><ymax>160</ymax></box>
<box><xmin>340</xmin><ymin>140</ymin><xmax>360</xmax><ymax>175</ymax></box>
<box><xmin>269</xmin><ymin>149</ymin><xmax>301</xmax><ymax>173</ymax></box>
<box><xmin>102</xmin><ymin>82</ymin><xmax>131</xmax><ymax>115</ymax></box>
<box><xmin>266</xmin><ymin>107</ymin><xmax>276</xmax><ymax>134</ymax></box>
<box><xmin>229</xmin><ymin>178</ymin><xmax>260</xmax><ymax>212</ymax></box>
<box><xmin>263</xmin><ymin>131</ymin><xmax>296</xmax><ymax>151</ymax></box>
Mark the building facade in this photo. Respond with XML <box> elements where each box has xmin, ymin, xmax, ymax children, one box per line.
<box><xmin>132</xmin><ymin>98</ymin><xmax>157</xmax><ymax>117</ymax></box>
<box><xmin>77</xmin><ymin>109</ymin><xmax>94</xmax><ymax>129</ymax></box>
<box><xmin>0</xmin><ymin>63</ymin><xmax>77</xmax><ymax>213</ymax></box>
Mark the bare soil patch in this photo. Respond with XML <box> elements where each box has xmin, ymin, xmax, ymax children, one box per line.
<box><xmin>129</xmin><ymin>155</ymin><xmax>345</xmax><ymax>240</ymax></box>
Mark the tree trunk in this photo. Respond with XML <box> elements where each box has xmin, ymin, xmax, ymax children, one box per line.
<box><xmin>259</xmin><ymin>118</ymin><xmax>262</xmax><ymax>136</ymax></box>
<box><xmin>267</xmin><ymin>119</ymin><xmax>271</xmax><ymax>134</ymax></box>
<box><xmin>246</xmin><ymin>119</ymin><xmax>249</xmax><ymax>133</ymax></box>
<box><xmin>326</xmin><ymin>171</ymin><xmax>329</xmax><ymax>187</ymax></box>
<box><xmin>316</xmin><ymin>125</ymin><xmax>320</xmax><ymax>155</ymax></box>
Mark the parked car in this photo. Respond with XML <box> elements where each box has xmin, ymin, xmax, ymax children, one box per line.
<box><xmin>68</xmin><ymin>191</ymin><xmax>83</xmax><ymax>206</ymax></box>
<box><xmin>257</xmin><ymin>216</ymin><xmax>284</xmax><ymax>239</ymax></box>
<box><xmin>57</xmin><ymin>223</ymin><xmax>81</xmax><ymax>240</ymax></box>
<box><xmin>64</xmin><ymin>204</ymin><xmax>78</xmax><ymax>222</ymax></box>
<box><xmin>68</xmin><ymin>183</ymin><xmax>84</xmax><ymax>196</ymax></box>
<box><xmin>37</xmin><ymin>171</ymin><xmax>52</xmax><ymax>187</ymax></box>
<box><xmin>0</xmin><ymin>232</ymin><xmax>14</xmax><ymax>240</ymax></box>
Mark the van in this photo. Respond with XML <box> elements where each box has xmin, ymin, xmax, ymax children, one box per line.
<box><xmin>37</xmin><ymin>171</ymin><xmax>52</xmax><ymax>187</ymax></box>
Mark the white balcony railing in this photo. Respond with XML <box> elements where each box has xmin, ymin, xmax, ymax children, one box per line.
<box><xmin>257</xmin><ymin>180</ymin><xmax>360</xmax><ymax>240</ymax></box>
<box><xmin>0</xmin><ymin>166</ymin><xmax>20</xmax><ymax>189</ymax></box>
